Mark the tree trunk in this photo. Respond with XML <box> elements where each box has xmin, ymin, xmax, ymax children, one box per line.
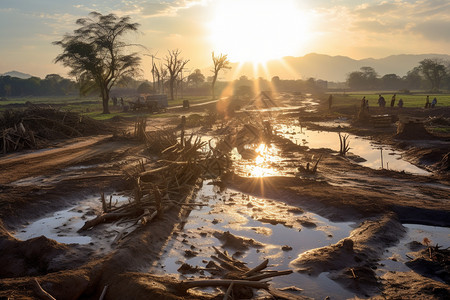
<box><xmin>101</xmin><ymin>85</ymin><xmax>110</xmax><ymax>114</ymax></box>
<box><xmin>169</xmin><ymin>79</ymin><xmax>175</xmax><ymax>100</ymax></box>
<box><xmin>211</xmin><ymin>74</ymin><xmax>218</xmax><ymax>100</ymax></box>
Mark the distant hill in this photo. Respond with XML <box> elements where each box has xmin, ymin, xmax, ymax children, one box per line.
<box><xmin>1</xmin><ymin>71</ymin><xmax>34</xmax><ymax>79</ymax></box>
<box><xmin>223</xmin><ymin>53</ymin><xmax>450</xmax><ymax>82</ymax></box>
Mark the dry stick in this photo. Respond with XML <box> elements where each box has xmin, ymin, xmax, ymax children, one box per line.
<box><xmin>246</xmin><ymin>270</ymin><xmax>293</xmax><ymax>281</ymax></box>
<box><xmin>99</xmin><ymin>285</ymin><xmax>108</xmax><ymax>300</ymax></box>
<box><xmin>211</xmin><ymin>256</ymin><xmax>247</xmax><ymax>273</ymax></box>
<box><xmin>32</xmin><ymin>278</ymin><xmax>56</xmax><ymax>300</ymax></box>
<box><xmin>182</xmin><ymin>279</ymin><xmax>269</xmax><ymax>290</ymax></box>
<box><xmin>212</xmin><ymin>247</ymin><xmax>249</xmax><ymax>270</ymax></box>
<box><xmin>223</xmin><ymin>282</ymin><xmax>234</xmax><ymax>300</ymax></box>
<box><xmin>350</xmin><ymin>268</ymin><xmax>357</xmax><ymax>279</ymax></box>
<box><xmin>242</xmin><ymin>259</ymin><xmax>269</xmax><ymax>277</ymax></box>
<box><xmin>78</xmin><ymin>212</ymin><xmax>133</xmax><ymax>232</ymax></box>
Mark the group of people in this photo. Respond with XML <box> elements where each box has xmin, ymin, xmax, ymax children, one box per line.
<box><xmin>424</xmin><ymin>95</ymin><xmax>438</xmax><ymax>108</ymax></box>
<box><xmin>376</xmin><ymin>94</ymin><xmax>404</xmax><ymax>108</ymax></box>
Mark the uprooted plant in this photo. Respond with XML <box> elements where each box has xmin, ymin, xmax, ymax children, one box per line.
<box><xmin>339</xmin><ymin>132</ymin><xmax>350</xmax><ymax>156</ymax></box>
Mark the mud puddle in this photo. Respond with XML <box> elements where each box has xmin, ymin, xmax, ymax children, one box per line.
<box><xmin>153</xmin><ymin>181</ymin><xmax>357</xmax><ymax>298</ymax></box>
<box><xmin>275</xmin><ymin>123</ymin><xmax>430</xmax><ymax>175</ymax></box>
<box><xmin>377</xmin><ymin>223</ymin><xmax>450</xmax><ymax>276</ymax></box>
<box><xmin>14</xmin><ymin>193</ymin><xmax>132</xmax><ymax>250</ymax></box>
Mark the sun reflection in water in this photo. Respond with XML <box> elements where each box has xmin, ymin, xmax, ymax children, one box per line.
<box><xmin>237</xmin><ymin>143</ymin><xmax>282</xmax><ymax>177</ymax></box>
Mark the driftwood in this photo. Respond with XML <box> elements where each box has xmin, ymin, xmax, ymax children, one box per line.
<box><xmin>182</xmin><ymin>247</ymin><xmax>296</xmax><ymax>299</ymax></box>
<box><xmin>181</xmin><ymin>279</ymin><xmax>269</xmax><ymax>290</ymax></box>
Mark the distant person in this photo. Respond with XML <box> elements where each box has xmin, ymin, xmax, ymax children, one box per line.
<box><xmin>398</xmin><ymin>98</ymin><xmax>403</xmax><ymax>108</ymax></box>
<box><xmin>390</xmin><ymin>94</ymin><xmax>396</xmax><ymax>107</ymax></box>
<box><xmin>431</xmin><ymin>97</ymin><xmax>437</xmax><ymax>108</ymax></box>
<box><xmin>378</xmin><ymin>94</ymin><xmax>386</xmax><ymax>107</ymax></box>
<box><xmin>328</xmin><ymin>94</ymin><xmax>333</xmax><ymax>110</ymax></box>
<box><xmin>425</xmin><ymin>95</ymin><xmax>430</xmax><ymax>108</ymax></box>
<box><xmin>361</xmin><ymin>96</ymin><xmax>366</xmax><ymax>109</ymax></box>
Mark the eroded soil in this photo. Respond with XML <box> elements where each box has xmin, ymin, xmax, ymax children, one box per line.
<box><xmin>0</xmin><ymin>94</ymin><xmax>449</xmax><ymax>299</ymax></box>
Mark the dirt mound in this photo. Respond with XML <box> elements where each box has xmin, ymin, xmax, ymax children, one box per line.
<box><xmin>395</xmin><ymin>120</ymin><xmax>436</xmax><ymax>140</ymax></box>
<box><xmin>0</xmin><ymin>221</ymin><xmax>69</xmax><ymax>278</ymax></box>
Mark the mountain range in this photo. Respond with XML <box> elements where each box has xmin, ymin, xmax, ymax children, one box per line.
<box><xmin>225</xmin><ymin>53</ymin><xmax>450</xmax><ymax>82</ymax></box>
<box><xmin>0</xmin><ymin>71</ymin><xmax>33</xmax><ymax>79</ymax></box>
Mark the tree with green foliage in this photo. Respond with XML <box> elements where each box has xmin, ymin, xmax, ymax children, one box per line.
<box><xmin>187</xmin><ymin>69</ymin><xmax>205</xmax><ymax>88</ymax></box>
<box><xmin>347</xmin><ymin>66</ymin><xmax>379</xmax><ymax>90</ymax></box>
<box><xmin>54</xmin><ymin>12</ymin><xmax>142</xmax><ymax>114</ymax></box>
<box><xmin>137</xmin><ymin>81</ymin><xmax>153</xmax><ymax>94</ymax></box>
<box><xmin>418</xmin><ymin>58</ymin><xmax>447</xmax><ymax>92</ymax></box>
<box><xmin>211</xmin><ymin>52</ymin><xmax>231</xmax><ymax>99</ymax></box>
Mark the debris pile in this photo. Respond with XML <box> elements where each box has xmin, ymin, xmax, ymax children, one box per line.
<box><xmin>0</xmin><ymin>107</ymin><xmax>111</xmax><ymax>153</ymax></box>
<box><xmin>77</xmin><ymin>126</ymin><xmax>231</xmax><ymax>242</ymax></box>
<box><xmin>180</xmin><ymin>246</ymin><xmax>297</xmax><ymax>299</ymax></box>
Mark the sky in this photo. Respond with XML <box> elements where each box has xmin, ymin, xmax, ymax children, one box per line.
<box><xmin>0</xmin><ymin>0</ymin><xmax>449</xmax><ymax>80</ymax></box>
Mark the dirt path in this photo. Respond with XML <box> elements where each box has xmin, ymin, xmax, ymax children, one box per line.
<box><xmin>0</xmin><ymin>135</ymin><xmax>132</xmax><ymax>184</ymax></box>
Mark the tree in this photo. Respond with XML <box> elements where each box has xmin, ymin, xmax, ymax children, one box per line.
<box><xmin>54</xmin><ymin>12</ymin><xmax>141</xmax><ymax>114</ymax></box>
<box><xmin>404</xmin><ymin>67</ymin><xmax>423</xmax><ymax>90</ymax></box>
<box><xmin>347</xmin><ymin>66</ymin><xmax>379</xmax><ymax>90</ymax></box>
<box><xmin>137</xmin><ymin>81</ymin><xmax>153</xmax><ymax>94</ymax></box>
<box><xmin>381</xmin><ymin>74</ymin><xmax>402</xmax><ymax>90</ymax></box>
<box><xmin>418</xmin><ymin>58</ymin><xmax>447</xmax><ymax>91</ymax></box>
<box><xmin>164</xmin><ymin>49</ymin><xmax>189</xmax><ymax>100</ymax></box>
<box><xmin>187</xmin><ymin>69</ymin><xmax>205</xmax><ymax>87</ymax></box>
<box><xmin>211</xmin><ymin>52</ymin><xmax>231</xmax><ymax>99</ymax></box>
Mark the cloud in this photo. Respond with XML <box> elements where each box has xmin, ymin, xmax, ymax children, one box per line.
<box><xmin>343</xmin><ymin>1</ymin><xmax>450</xmax><ymax>41</ymax></box>
<box><xmin>141</xmin><ymin>0</ymin><xmax>207</xmax><ymax>18</ymax></box>
<box><xmin>411</xmin><ymin>19</ymin><xmax>450</xmax><ymax>41</ymax></box>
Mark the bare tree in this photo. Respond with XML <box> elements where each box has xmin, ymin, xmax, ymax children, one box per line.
<box><xmin>54</xmin><ymin>12</ymin><xmax>141</xmax><ymax>114</ymax></box>
<box><xmin>211</xmin><ymin>52</ymin><xmax>231</xmax><ymax>99</ymax></box>
<box><xmin>164</xmin><ymin>49</ymin><xmax>189</xmax><ymax>100</ymax></box>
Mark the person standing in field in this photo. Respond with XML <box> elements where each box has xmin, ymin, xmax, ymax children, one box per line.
<box><xmin>361</xmin><ymin>96</ymin><xmax>366</xmax><ymax>109</ymax></box>
<box><xmin>425</xmin><ymin>95</ymin><xmax>430</xmax><ymax>108</ymax></box>
<box><xmin>390</xmin><ymin>94</ymin><xmax>396</xmax><ymax>107</ymax></box>
<box><xmin>398</xmin><ymin>98</ymin><xmax>404</xmax><ymax>108</ymax></box>
<box><xmin>328</xmin><ymin>94</ymin><xmax>333</xmax><ymax>110</ymax></box>
<box><xmin>431</xmin><ymin>97</ymin><xmax>437</xmax><ymax>108</ymax></box>
<box><xmin>378</xmin><ymin>94</ymin><xmax>386</xmax><ymax>107</ymax></box>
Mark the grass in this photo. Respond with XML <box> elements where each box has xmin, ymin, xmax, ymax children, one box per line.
<box><xmin>0</xmin><ymin>95</ymin><xmax>213</xmax><ymax>120</ymax></box>
<box><xmin>331</xmin><ymin>92</ymin><xmax>450</xmax><ymax>108</ymax></box>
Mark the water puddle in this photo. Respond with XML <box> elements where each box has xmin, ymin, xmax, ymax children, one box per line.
<box><xmin>275</xmin><ymin>123</ymin><xmax>429</xmax><ymax>175</ymax></box>
<box><xmin>14</xmin><ymin>193</ymin><xmax>132</xmax><ymax>248</ymax></box>
<box><xmin>153</xmin><ymin>182</ymin><xmax>356</xmax><ymax>299</ymax></box>
<box><xmin>231</xmin><ymin>143</ymin><xmax>295</xmax><ymax>177</ymax></box>
<box><xmin>377</xmin><ymin>223</ymin><xmax>449</xmax><ymax>276</ymax></box>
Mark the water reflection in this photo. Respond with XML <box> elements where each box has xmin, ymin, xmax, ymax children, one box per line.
<box><xmin>275</xmin><ymin>124</ymin><xmax>429</xmax><ymax>175</ymax></box>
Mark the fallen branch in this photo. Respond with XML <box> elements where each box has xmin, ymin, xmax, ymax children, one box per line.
<box><xmin>181</xmin><ymin>279</ymin><xmax>269</xmax><ymax>290</ymax></box>
<box><xmin>32</xmin><ymin>278</ymin><xmax>56</xmax><ymax>300</ymax></box>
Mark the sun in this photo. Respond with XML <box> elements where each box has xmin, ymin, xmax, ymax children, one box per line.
<box><xmin>208</xmin><ymin>0</ymin><xmax>310</xmax><ymax>64</ymax></box>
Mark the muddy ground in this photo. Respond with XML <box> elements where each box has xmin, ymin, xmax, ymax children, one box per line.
<box><xmin>0</xmin><ymin>94</ymin><xmax>449</xmax><ymax>299</ymax></box>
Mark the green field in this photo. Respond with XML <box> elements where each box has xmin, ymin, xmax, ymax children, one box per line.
<box><xmin>0</xmin><ymin>95</ymin><xmax>212</xmax><ymax>120</ymax></box>
<box><xmin>329</xmin><ymin>93</ymin><xmax>450</xmax><ymax>108</ymax></box>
